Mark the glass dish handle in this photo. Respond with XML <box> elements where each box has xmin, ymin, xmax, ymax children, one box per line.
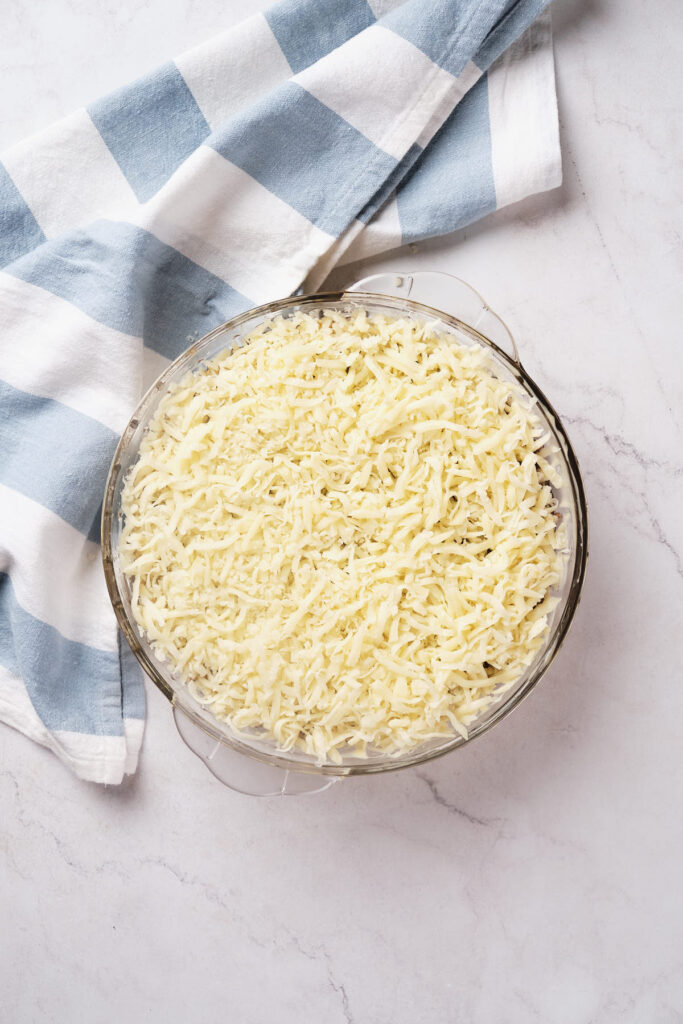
<box><xmin>172</xmin><ymin>703</ymin><xmax>338</xmax><ymax>796</ymax></box>
<box><xmin>346</xmin><ymin>270</ymin><xmax>521</xmax><ymax>367</ymax></box>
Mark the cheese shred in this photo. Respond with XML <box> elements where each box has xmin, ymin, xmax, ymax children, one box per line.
<box><xmin>120</xmin><ymin>310</ymin><xmax>566</xmax><ymax>761</ymax></box>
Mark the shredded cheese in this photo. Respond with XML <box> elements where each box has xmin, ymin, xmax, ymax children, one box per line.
<box><xmin>120</xmin><ymin>309</ymin><xmax>566</xmax><ymax>761</ymax></box>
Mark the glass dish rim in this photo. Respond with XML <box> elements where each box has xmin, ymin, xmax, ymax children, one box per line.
<box><xmin>101</xmin><ymin>289</ymin><xmax>589</xmax><ymax>777</ymax></box>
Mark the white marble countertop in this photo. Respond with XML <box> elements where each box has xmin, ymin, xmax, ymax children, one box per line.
<box><xmin>2</xmin><ymin>2</ymin><xmax>682</xmax><ymax>1021</ymax></box>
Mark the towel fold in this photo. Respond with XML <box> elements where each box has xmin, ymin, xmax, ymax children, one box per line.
<box><xmin>0</xmin><ymin>0</ymin><xmax>560</xmax><ymax>783</ymax></box>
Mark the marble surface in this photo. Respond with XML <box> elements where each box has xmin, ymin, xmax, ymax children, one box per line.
<box><xmin>2</xmin><ymin>1</ymin><xmax>682</xmax><ymax>1021</ymax></box>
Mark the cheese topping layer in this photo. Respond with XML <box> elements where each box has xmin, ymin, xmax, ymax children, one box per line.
<box><xmin>120</xmin><ymin>310</ymin><xmax>566</xmax><ymax>761</ymax></box>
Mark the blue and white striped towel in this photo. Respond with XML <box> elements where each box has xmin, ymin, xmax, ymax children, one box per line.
<box><xmin>0</xmin><ymin>0</ymin><xmax>561</xmax><ymax>783</ymax></box>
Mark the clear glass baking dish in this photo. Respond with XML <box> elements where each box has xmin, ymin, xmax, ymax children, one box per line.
<box><xmin>102</xmin><ymin>272</ymin><xmax>588</xmax><ymax>795</ymax></box>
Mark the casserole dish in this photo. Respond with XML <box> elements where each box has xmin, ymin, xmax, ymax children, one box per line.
<box><xmin>102</xmin><ymin>272</ymin><xmax>587</xmax><ymax>795</ymax></box>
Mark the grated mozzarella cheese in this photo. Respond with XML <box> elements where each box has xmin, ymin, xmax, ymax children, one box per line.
<box><xmin>120</xmin><ymin>310</ymin><xmax>566</xmax><ymax>761</ymax></box>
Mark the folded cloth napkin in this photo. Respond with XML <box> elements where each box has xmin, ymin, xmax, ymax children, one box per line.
<box><xmin>0</xmin><ymin>0</ymin><xmax>560</xmax><ymax>783</ymax></box>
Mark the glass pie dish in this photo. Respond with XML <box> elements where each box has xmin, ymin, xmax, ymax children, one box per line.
<box><xmin>102</xmin><ymin>272</ymin><xmax>588</xmax><ymax>795</ymax></box>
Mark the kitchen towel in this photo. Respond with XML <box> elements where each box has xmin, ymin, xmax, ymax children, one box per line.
<box><xmin>0</xmin><ymin>0</ymin><xmax>561</xmax><ymax>783</ymax></box>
